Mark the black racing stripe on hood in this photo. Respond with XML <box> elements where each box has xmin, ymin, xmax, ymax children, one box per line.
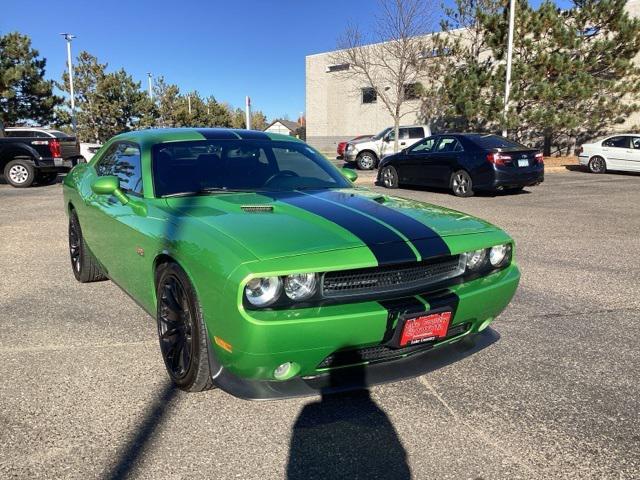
<box><xmin>195</xmin><ymin>129</ymin><xmax>240</xmax><ymax>140</ymax></box>
<box><xmin>268</xmin><ymin>191</ymin><xmax>417</xmax><ymax>266</ymax></box>
<box><xmin>311</xmin><ymin>191</ymin><xmax>450</xmax><ymax>260</ymax></box>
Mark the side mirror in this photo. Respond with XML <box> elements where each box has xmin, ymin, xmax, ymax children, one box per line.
<box><xmin>91</xmin><ymin>175</ymin><xmax>129</xmax><ymax>205</ymax></box>
<box><xmin>342</xmin><ymin>168</ymin><xmax>358</xmax><ymax>182</ymax></box>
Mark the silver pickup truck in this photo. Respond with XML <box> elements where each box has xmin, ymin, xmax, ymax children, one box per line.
<box><xmin>344</xmin><ymin>124</ymin><xmax>431</xmax><ymax>170</ymax></box>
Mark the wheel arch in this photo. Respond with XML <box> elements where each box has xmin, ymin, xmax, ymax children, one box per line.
<box><xmin>357</xmin><ymin>149</ymin><xmax>379</xmax><ymax>161</ymax></box>
<box><xmin>0</xmin><ymin>145</ymin><xmax>39</xmax><ymax>171</ymax></box>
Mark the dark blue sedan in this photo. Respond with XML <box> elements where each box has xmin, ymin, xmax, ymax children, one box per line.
<box><xmin>377</xmin><ymin>133</ymin><xmax>544</xmax><ymax>197</ymax></box>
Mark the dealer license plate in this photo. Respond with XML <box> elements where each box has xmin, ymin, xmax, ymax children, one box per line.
<box><xmin>400</xmin><ymin>311</ymin><xmax>451</xmax><ymax>346</ymax></box>
<box><xmin>54</xmin><ymin>158</ymin><xmax>63</xmax><ymax>167</ymax></box>
<box><xmin>518</xmin><ymin>159</ymin><xmax>529</xmax><ymax>167</ymax></box>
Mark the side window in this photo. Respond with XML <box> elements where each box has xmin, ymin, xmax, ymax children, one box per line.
<box><xmin>33</xmin><ymin>131</ymin><xmax>51</xmax><ymax>138</ymax></box>
<box><xmin>407</xmin><ymin>127</ymin><xmax>424</xmax><ymax>139</ymax></box>
<box><xmin>6</xmin><ymin>130</ymin><xmax>29</xmax><ymax>137</ymax></box>
<box><xmin>409</xmin><ymin>137</ymin><xmax>437</xmax><ymax>154</ymax></box>
<box><xmin>632</xmin><ymin>137</ymin><xmax>640</xmax><ymax>149</ymax></box>
<box><xmin>436</xmin><ymin>137</ymin><xmax>464</xmax><ymax>153</ymax></box>
<box><xmin>362</xmin><ymin>87</ymin><xmax>377</xmax><ymax>104</ymax></box>
<box><xmin>398</xmin><ymin>128</ymin><xmax>410</xmax><ymax>140</ymax></box>
<box><xmin>603</xmin><ymin>136</ymin><xmax>630</xmax><ymax>148</ymax></box>
<box><xmin>95</xmin><ymin>143</ymin><xmax>143</xmax><ymax>194</ymax></box>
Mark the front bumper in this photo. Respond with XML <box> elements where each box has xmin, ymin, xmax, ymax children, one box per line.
<box><xmin>344</xmin><ymin>150</ymin><xmax>357</xmax><ymax>162</ymax></box>
<box><xmin>208</xmin><ymin>264</ymin><xmax>520</xmax><ymax>399</ymax></box>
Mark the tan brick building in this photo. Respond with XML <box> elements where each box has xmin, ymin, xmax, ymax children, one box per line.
<box><xmin>306</xmin><ymin>0</ymin><xmax>640</xmax><ymax>153</ymax></box>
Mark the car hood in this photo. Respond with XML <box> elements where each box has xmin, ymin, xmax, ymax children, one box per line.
<box><xmin>165</xmin><ymin>189</ymin><xmax>498</xmax><ymax>261</ymax></box>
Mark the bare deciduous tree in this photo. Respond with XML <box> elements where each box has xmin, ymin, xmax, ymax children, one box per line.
<box><xmin>331</xmin><ymin>0</ymin><xmax>438</xmax><ymax>153</ymax></box>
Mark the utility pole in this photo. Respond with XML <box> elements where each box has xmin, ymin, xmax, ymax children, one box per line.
<box><xmin>502</xmin><ymin>0</ymin><xmax>515</xmax><ymax>138</ymax></box>
<box><xmin>60</xmin><ymin>33</ymin><xmax>77</xmax><ymax>135</ymax></box>
<box><xmin>188</xmin><ymin>94</ymin><xmax>192</xmax><ymax>115</ymax></box>
<box><xmin>147</xmin><ymin>73</ymin><xmax>153</xmax><ymax>100</ymax></box>
<box><xmin>245</xmin><ymin>96</ymin><xmax>252</xmax><ymax>130</ymax></box>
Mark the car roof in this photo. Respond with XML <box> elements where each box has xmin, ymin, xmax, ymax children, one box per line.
<box><xmin>111</xmin><ymin>128</ymin><xmax>303</xmax><ymax>146</ymax></box>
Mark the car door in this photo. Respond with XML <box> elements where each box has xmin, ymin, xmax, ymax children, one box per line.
<box><xmin>84</xmin><ymin>141</ymin><xmax>148</xmax><ymax>292</ymax></box>
<box><xmin>601</xmin><ymin>136</ymin><xmax>631</xmax><ymax>169</ymax></box>
<box><xmin>424</xmin><ymin>136</ymin><xmax>464</xmax><ymax>186</ymax></box>
<box><xmin>400</xmin><ymin>136</ymin><xmax>438</xmax><ymax>185</ymax></box>
<box><xmin>625</xmin><ymin>136</ymin><xmax>640</xmax><ymax>172</ymax></box>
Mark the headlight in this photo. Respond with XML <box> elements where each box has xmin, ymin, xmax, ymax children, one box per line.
<box><xmin>466</xmin><ymin>249</ymin><xmax>487</xmax><ymax>271</ymax></box>
<box><xmin>346</xmin><ymin>144</ymin><xmax>354</xmax><ymax>151</ymax></box>
<box><xmin>284</xmin><ymin>273</ymin><xmax>317</xmax><ymax>300</ymax></box>
<box><xmin>489</xmin><ymin>244</ymin><xmax>511</xmax><ymax>267</ymax></box>
<box><xmin>244</xmin><ymin>276</ymin><xmax>282</xmax><ymax>307</ymax></box>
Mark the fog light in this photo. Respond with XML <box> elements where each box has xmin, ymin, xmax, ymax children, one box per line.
<box><xmin>273</xmin><ymin>362</ymin><xmax>293</xmax><ymax>380</ymax></box>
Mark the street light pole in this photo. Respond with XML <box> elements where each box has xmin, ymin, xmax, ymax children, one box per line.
<box><xmin>147</xmin><ymin>73</ymin><xmax>153</xmax><ymax>100</ymax></box>
<box><xmin>60</xmin><ymin>33</ymin><xmax>77</xmax><ymax>135</ymax></box>
<box><xmin>245</xmin><ymin>96</ymin><xmax>251</xmax><ymax>130</ymax></box>
<box><xmin>502</xmin><ymin>0</ymin><xmax>515</xmax><ymax>138</ymax></box>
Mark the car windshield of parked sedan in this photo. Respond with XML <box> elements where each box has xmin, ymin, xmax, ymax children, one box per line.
<box><xmin>469</xmin><ymin>134</ymin><xmax>526</xmax><ymax>150</ymax></box>
<box><xmin>152</xmin><ymin>139</ymin><xmax>351</xmax><ymax>197</ymax></box>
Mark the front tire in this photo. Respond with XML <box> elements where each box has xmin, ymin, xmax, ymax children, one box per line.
<box><xmin>68</xmin><ymin>210</ymin><xmax>108</xmax><ymax>283</ymax></box>
<box><xmin>4</xmin><ymin>158</ymin><xmax>36</xmax><ymax>188</ymax></box>
<box><xmin>156</xmin><ymin>262</ymin><xmax>213</xmax><ymax>393</ymax></box>
<box><xmin>451</xmin><ymin>170</ymin><xmax>474</xmax><ymax>197</ymax></box>
<box><xmin>588</xmin><ymin>156</ymin><xmax>606</xmax><ymax>174</ymax></box>
<box><xmin>356</xmin><ymin>152</ymin><xmax>377</xmax><ymax>170</ymax></box>
<box><xmin>381</xmin><ymin>165</ymin><xmax>399</xmax><ymax>188</ymax></box>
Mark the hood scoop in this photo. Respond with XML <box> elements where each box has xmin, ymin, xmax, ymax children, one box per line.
<box><xmin>241</xmin><ymin>205</ymin><xmax>274</xmax><ymax>213</ymax></box>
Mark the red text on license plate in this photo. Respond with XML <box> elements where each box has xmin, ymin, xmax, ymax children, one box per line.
<box><xmin>400</xmin><ymin>311</ymin><xmax>452</xmax><ymax>346</ymax></box>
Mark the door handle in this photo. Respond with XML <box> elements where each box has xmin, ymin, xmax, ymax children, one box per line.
<box><xmin>400</xmin><ymin>142</ymin><xmax>406</xmax><ymax>146</ymax></box>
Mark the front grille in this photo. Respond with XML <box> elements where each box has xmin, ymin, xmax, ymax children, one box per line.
<box><xmin>322</xmin><ymin>255</ymin><xmax>465</xmax><ymax>299</ymax></box>
<box><xmin>317</xmin><ymin>322</ymin><xmax>471</xmax><ymax>369</ymax></box>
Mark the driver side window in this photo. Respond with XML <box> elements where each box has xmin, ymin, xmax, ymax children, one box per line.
<box><xmin>95</xmin><ymin>142</ymin><xmax>143</xmax><ymax>195</ymax></box>
<box><xmin>409</xmin><ymin>137</ymin><xmax>437</xmax><ymax>154</ymax></box>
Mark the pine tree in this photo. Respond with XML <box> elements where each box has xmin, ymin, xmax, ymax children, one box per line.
<box><xmin>0</xmin><ymin>32</ymin><xmax>62</xmax><ymax>125</ymax></box>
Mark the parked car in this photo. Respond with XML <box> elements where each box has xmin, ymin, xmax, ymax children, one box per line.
<box><xmin>64</xmin><ymin>128</ymin><xmax>520</xmax><ymax>399</ymax></box>
<box><xmin>344</xmin><ymin>125</ymin><xmax>430</xmax><ymax>170</ymax></box>
<box><xmin>337</xmin><ymin>134</ymin><xmax>372</xmax><ymax>159</ymax></box>
<box><xmin>80</xmin><ymin>142</ymin><xmax>102</xmax><ymax>162</ymax></box>
<box><xmin>577</xmin><ymin>134</ymin><xmax>640</xmax><ymax>174</ymax></box>
<box><xmin>378</xmin><ymin>133</ymin><xmax>544</xmax><ymax>197</ymax></box>
<box><xmin>1</xmin><ymin>127</ymin><xmax>82</xmax><ymax>187</ymax></box>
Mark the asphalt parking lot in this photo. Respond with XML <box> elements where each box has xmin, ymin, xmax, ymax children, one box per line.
<box><xmin>1</xmin><ymin>170</ymin><xmax>639</xmax><ymax>479</ymax></box>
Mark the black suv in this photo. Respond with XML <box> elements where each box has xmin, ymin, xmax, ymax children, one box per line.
<box><xmin>0</xmin><ymin>126</ymin><xmax>82</xmax><ymax>187</ymax></box>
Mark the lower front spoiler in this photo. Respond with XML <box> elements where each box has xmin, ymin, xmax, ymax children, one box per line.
<box><xmin>210</xmin><ymin>328</ymin><xmax>499</xmax><ymax>400</ymax></box>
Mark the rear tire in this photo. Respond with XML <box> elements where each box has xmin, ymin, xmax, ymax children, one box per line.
<box><xmin>451</xmin><ymin>170</ymin><xmax>474</xmax><ymax>197</ymax></box>
<box><xmin>588</xmin><ymin>156</ymin><xmax>606</xmax><ymax>174</ymax></box>
<box><xmin>380</xmin><ymin>165</ymin><xmax>399</xmax><ymax>188</ymax></box>
<box><xmin>68</xmin><ymin>210</ymin><xmax>108</xmax><ymax>283</ymax></box>
<box><xmin>4</xmin><ymin>158</ymin><xmax>36</xmax><ymax>188</ymax></box>
<box><xmin>156</xmin><ymin>262</ymin><xmax>213</xmax><ymax>393</ymax></box>
<box><xmin>356</xmin><ymin>152</ymin><xmax>377</xmax><ymax>170</ymax></box>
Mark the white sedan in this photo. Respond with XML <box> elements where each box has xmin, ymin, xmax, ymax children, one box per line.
<box><xmin>578</xmin><ymin>134</ymin><xmax>640</xmax><ymax>174</ymax></box>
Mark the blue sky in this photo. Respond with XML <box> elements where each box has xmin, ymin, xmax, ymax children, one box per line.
<box><xmin>2</xmin><ymin>0</ymin><xmax>570</xmax><ymax>121</ymax></box>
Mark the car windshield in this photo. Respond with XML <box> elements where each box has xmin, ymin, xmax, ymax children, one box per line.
<box><xmin>372</xmin><ymin>127</ymin><xmax>391</xmax><ymax>140</ymax></box>
<box><xmin>152</xmin><ymin>139</ymin><xmax>351</xmax><ymax>197</ymax></box>
<box><xmin>469</xmin><ymin>134</ymin><xmax>526</xmax><ymax>150</ymax></box>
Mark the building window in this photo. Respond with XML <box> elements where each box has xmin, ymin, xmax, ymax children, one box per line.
<box><xmin>404</xmin><ymin>83</ymin><xmax>422</xmax><ymax>100</ymax></box>
<box><xmin>326</xmin><ymin>63</ymin><xmax>349</xmax><ymax>73</ymax></box>
<box><xmin>362</xmin><ymin>87</ymin><xmax>377</xmax><ymax>104</ymax></box>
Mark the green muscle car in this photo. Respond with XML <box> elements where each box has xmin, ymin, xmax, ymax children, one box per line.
<box><xmin>63</xmin><ymin>128</ymin><xmax>520</xmax><ymax>399</ymax></box>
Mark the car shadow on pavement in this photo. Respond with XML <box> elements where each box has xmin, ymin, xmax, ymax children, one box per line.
<box><xmin>286</xmin><ymin>329</ymin><xmax>500</xmax><ymax>480</ymax></box>
<box><xmin>104</xmin><ymin>380</ymin><xmax>178</xmax><ymax>480</ymax></box>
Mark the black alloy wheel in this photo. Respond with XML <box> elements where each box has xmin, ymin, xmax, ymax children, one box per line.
<box><xmin>158</xmin><ymin>275</ymin><xmax>195</xmax><ymax>380</ymax></box>
<box><xmin>155</xmin><ymin>263</ymin><xmax>213</xmax><ymax>392</ymax></box>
